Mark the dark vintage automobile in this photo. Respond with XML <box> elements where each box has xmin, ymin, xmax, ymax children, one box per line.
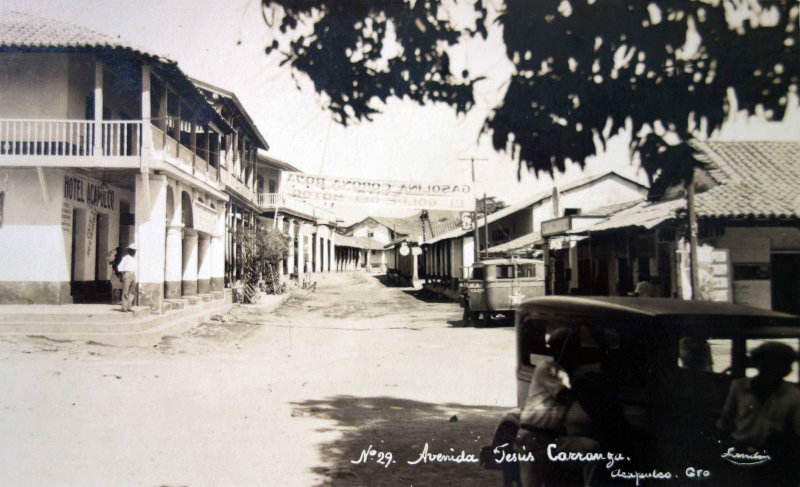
<box><xmin>483</xmin><ymin>296</ymin><xmax>800</xmax><ymax>486</ymax></box>
<box><xmin>460</xmin><ymin>258</ymin><xmax>545</xmax><ymax>326</ymax></box>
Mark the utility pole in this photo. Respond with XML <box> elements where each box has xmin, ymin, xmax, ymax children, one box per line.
<box><xmin>458</xmin><ymin>156</ymin><xmax>488</xmax><ymax>262</ymax></box>
<box><xmin>483</xmin><ymin>192</ymin><xmax>489</xmax><ymax>258</ymax></box>
<box><xmin>687</xmin><ymin>173</ymin><xmax>699</xmax><ymax>300</ymax></box>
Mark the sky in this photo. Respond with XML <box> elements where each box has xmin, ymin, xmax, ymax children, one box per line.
<box><xmin>3</xmin><ymin>0</ymin><xmax>799</xmax><ymax>224</ymax></box>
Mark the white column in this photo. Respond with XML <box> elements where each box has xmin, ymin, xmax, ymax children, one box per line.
<box><xmin>164</xmin><ymin>224</ymin><xmax>183</xmax><ymax>299</ymax></box>
<box><xmin>135</xmin><ymin>174</ymin><xmax>167</xmax><ymax>312</ymax></box>
<box><xmin>277</xmin><ymin>215</ymin><xmax>285</xmax><ymax>277</ymax></box>
<box><xmin>140</xmin><ymin>63</ymin><xmax>153</xmax><ymax>158</ymax></box>
<box><xmin>314</xmin><ymin>230</ymin><xmax>322</xmax><ymax>273</ymax></box>
<box><xmin>462</xmin><ymin>236</ymin><xmax>475</xmax><ymax>269</ymax></box>
<box><xmin>296</xmin><ymin>226</ymin><xmax>305</xmax><ymax>281</ymax></box>
<box><xmin>197</xmin><ymin>234</ymin><xmax>212</xmax><ymax>294</ymax></box>
<box><xmin>182</xmin><ymin>229</ymin><xmax>198</xmax><ymax>296</ymax></box>
<box><xmin>164</xmin><ymin>184</ymin><xmax>182</xmax><ymax>300</ymax></box>
<box><xmin>286</xmin><ymin>219</ymin><xmax>295</xmax><ymax>278</ymax></box>
<box><xmin>329</xmin><ymin>234</ymin><xmax>335</xmax><ymax>272</ymax></box>
<box><xmin>211</xmin><ymin>205</ymin><xmax>225</xmax><ymax>292</ymax></box>
<box><xmin>321</xmin><ymin>236</ymin><xmax>328</xmax><ymax>273</ymax></box>
<box><xmin>94</xmin><ymin>59</ymin><xmax>103</xmax><ymax>155</ymax></box>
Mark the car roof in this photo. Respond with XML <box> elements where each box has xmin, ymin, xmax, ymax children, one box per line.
<box><xmin>519</xmin><ymin>296</ymin><xmax>800</xmax><ymax>322</ymax></box>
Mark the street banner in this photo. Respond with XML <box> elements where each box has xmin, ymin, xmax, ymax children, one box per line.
<box><xmin>280</xmin><ymin>172</ymin><xmax>475</xmax><ymax>211</ymax></box>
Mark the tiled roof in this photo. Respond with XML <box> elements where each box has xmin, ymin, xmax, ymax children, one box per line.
<box><xmin>256</xmin><ymin>152</ymin><xmax>303</xmax><ymax>173</ymax></box>
<box><xmin>0</xmin><ymin>11</ymin><xmax>161</xmax><ymax>59</ymax></box>
<box><xmin>383</xmin><ymin>217</ymin><xmax>463</xmax><ymax>247</ymax></box>
<box><xmin>426</xmin><ymin>218</ymin><xmax>462</xmax><ymax>239</ymax></box>
<box><xmin>0</xmin><ymin>11</ymin><xmax>225</xmax><ymax>126</ymax></box>
<box><xmin>689</xmin><ymin>140</ymin><xmax>800</xmax><ymax>219</ymax></box>
<box><xmin>334</xmin><ymin>234</ymin><xmax>384</xmax><ymax>250</ymax></box>
<box><xmin>348</xmin><ymin>210</ymin><xmax>461</xmax><ymax>238</ymax></box>
<box><xmin>369</xmin><ymin>215</ymin><xmax>425</xmax><ymax>236</ymax></box>
<box><xmin>582</xmin><ymin>199</ymin><xmax>643</xmax><ymax>217</ymax></box>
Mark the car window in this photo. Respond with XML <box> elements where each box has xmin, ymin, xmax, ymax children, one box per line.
<box><xmin>471</xmin><ymin>267</ymin><xmax>484</xmax><ymax>280</ymax></box>
<box><xmin>676</xmin><ymin>335</ymin><xmax>732</xmax><ymax>374</ymax></box>
<box><xmin>517</xmin><ymin>264</ymin><xmax>535</xmax><ymax>278</ymax></box>
<box><xmin>745</xmin><ymin>338</ymin><xmax>800</xmax><ymax>384</ymax></box>
<box><xmin>519</xmin><ymin>318</ymin><xmax>549</xmax><ymax>366</ymax></box>
<box><xmin>520</xmin><ymin>318</ymin><xmax>649</xmax><ymax>391</ymax></box>
<box><xmin>496</xmin><ymin>265</ymin><xmax>514</xmax><ymax>279</ymax></box>
<box><xmin>591</xmin><ymin>323</ymin><xmax>651</xmax><ymax>391</ymax></box>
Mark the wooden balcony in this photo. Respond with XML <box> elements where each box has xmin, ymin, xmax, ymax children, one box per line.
<box><xmin>149</xmin><ymin>124</ymin><xmax>219</xmax><ymax>186</ymax></box>
<box><xmin>0</xmin><ymin>119</ymin><xmax>141</xmax><ymax>167</ymax></box>
<box><xmin>220</xmin><ymin>166</ymin><xmax>255</xmax><ymax>202</ymax></box>
<box><xmin>0</xmin><ymin>119</ymin><xmax>221</xmax><ymax>189</ymax></box>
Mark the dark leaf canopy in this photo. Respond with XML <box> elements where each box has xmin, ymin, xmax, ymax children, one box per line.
<box><xmin>487</xmin><ymin>0</ymin><xmax>798</xmax><ymax>177</ymax></box>
<box><xmin>262</xmin><ymin>0</ymin><xmax>488</xmax><ymax>124</ymax></box>
<box><xmin>262</xmin><ymin>0</ymin><xmax>798</xmax><ymax>185</ymax></box>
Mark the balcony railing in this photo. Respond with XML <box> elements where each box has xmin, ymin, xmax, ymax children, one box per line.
<box><xmin>258</xmin><ymin>192</ymin><xmax>336</xmax><ymax>221</ymax></box>
<box><xmin>0</xmin><ymin>118</ymin><xmax>224</xmax><ymax>188</ymax></box>
<box><xmin>258</xmin><ymin>193</ymin><xmax>282</xmax><ymax>207</ymax></box>
<box><xmin>0</xmin><ymin>119</ymin><xmax>141</xmax><ymax>158</ymax></box>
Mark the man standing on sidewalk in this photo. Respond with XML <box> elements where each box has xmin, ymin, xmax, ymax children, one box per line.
<box><xmin>117</xmin><ymin>243</ymin><xmax>138</xmax><ymax>312</ymax></box>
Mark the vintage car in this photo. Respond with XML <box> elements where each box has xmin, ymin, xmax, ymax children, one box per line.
<box><xmin>460</xmin><ymin>258</ymin><xmax>545</xmax><ymax>326</ymax></box>
<box><xmin>483</xmin><ymin>296</ymin><xmax>800</xmax><ymax>486</ymax></box>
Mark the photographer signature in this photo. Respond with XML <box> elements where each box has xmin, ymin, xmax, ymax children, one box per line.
<box><xmin>720</xmin><ymin>447</ymin><xmax>772</xmax><ymax>466</ymax></box>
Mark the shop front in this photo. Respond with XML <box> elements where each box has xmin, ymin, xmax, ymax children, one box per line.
<box><xmin>0</xmin><ymin>168</ymin><xmax>132</xmax><ymax>304</ymax></box>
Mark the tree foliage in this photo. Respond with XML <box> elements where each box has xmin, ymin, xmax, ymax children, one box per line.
<box><xmin>263</xmin><ymin>0</ymin><xmax>487</xmax><ymax>124</ymax></box>
<box><xmin>235</xmin><ymin>225</ymin><xmax>290</xmax><ymax>302</ymax></box>
<box><xmin>476</xmin><ymin>195</ymin><xmax>507</xmax><ymax>214</ymax></box>
<box><xmin>262</xmin><ymin>0</ymin><xmax>798</xmax><ymax>187</ymax></box>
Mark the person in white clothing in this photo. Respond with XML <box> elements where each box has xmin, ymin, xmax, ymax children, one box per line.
<box><xmin>117</xmin><ymin>243</ymin><xmax>138</xmax><ymax>312</ymax></box>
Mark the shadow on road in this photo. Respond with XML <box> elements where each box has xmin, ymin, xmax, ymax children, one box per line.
<box><xmin>373</xmin><ymin>274</ymin><xmax>403</xmax><ymax>288</ymax></box>
<box><xmin>446</xmin><ymin>315</ymin><xmax>515</xmax><ymax>329</ymax></box>
<box><xmin>401</xmin><ymin>288</ymin><xmax>452</xmax><ymax>303</ymax></box>
<box><xmin>293</xmin><ymin>395</ymin><xmax>509</xmax><ymax>486</ymax></box>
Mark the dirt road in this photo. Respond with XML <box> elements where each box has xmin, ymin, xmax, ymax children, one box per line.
<box><xmin>0</xmin><ymin>273</ymin><xmax>517</xmax><ymax>486</ymax></box>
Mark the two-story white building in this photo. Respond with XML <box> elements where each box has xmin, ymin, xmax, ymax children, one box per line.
<box><xmin>191</xmin><ymin>79</ymin><xmax>270</xmax><ymax>288</ymax></box>
<box><xmin>0</xmin><ymin>12</ymin><xmax>232</xmax><ymax>312</ymax></box>
<box><xmin>256</xmin><ymin>153</ymin><xmax>340</xmax><ymax>280</ymax></box>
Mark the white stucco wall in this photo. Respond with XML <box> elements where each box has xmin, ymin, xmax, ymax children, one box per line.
<box><xmin>0</xmin><ymin>53</ymin><xmax>70</xmax><ymax>119</ymax></box>
<box><xmin>0</xmin><ymin>168</ymin><xmax>69</xmax><ymax>282</ymax></box>
<box><xmin>350</xmin><ymin>221</ymin><xmax>392</xmax><ymax>244</ymax></box>
<box><xmin>534</xmin><ymin>177</ymin><xmax>647</xmax><ymax>226</ymax></box>
<box><xmin>0</xmin><ymin>168</ymin><xmax>126</xmax><ymax>283</ymax></box>
<box><xmin>0</xmin><ymin>52</ymin><xmax>142</xmax><ymax>123</ymax></box>
<box><xmin>715</xmin><ymin>226</ymin><xmax>800</xmax><ymax>309</ymax></box>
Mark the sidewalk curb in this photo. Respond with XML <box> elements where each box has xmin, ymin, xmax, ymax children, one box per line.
<box><xmin>0</xmin><ymin>301</ymin><xmax>233</xmax><ymax>348</ymax></box>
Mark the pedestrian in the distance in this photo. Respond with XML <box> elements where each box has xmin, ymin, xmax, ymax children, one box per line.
<box><xmin>117</xmin><ymin>243</ymin><xmax>138</xmax><ymax>312</ymax></box>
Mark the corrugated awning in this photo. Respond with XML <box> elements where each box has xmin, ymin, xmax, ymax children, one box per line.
<box><xmin>568</xmin><ymin>198</ymin><xmax>684</xmax><ymax>234</ymax></box>
<box><xmin>486</xmin><ymin>232</ymin><xmax>542</xmax><ymax>253</ymax></box>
